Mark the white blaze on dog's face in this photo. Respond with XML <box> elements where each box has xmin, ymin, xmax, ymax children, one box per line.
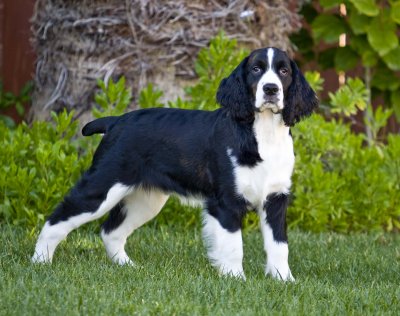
<box><xmin>250</xmin><ymin>48</ymin><xmax>293</xmax><ymax>113</ymax></box>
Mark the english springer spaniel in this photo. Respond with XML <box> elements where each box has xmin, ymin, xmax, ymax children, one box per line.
<box><xmin>32</xmin><ymin>47</ymin><xmax>318</xmax><ymax>281</ymax></box>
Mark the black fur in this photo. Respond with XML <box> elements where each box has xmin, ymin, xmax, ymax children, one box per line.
<box><xmin>216</xmin><ymin>57</ymin><xmax>255</xmax><ymax>123</ymax></box>
<box><xmin>102</xmin><ymin>203</ymin><xmax>126</xmax><ymax>234</ymax></box>
<box><xmin>82</xmin><ymin>116</ymin><xmax>119</xmax><ymax>136</ymax></box>
<box><xmin>264</xmin><ymin>193</ymin><xmax>289</xmax><ymax>242</ymax></box>
<box><xmin>51</xmin><ymin>108</ymin><xmax>258</xmax><ymax>231</ymax></box>
<box><xmin>282</xmin><ymin>60</ymin><xmax>318</xmax><ymax>127</ymax></box>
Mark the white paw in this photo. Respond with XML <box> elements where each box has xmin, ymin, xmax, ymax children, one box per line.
<box><xmin>111</xmin><ymin>253</ymin><xmax>135</xmax><ymax>266</ymax></box>
<box><xmin>266</xmin><ymin>263</ymin><xmax>295</xmax><ymax>282</ymax></box>
<box><xmin>218</xmin><ymin>265</ymin><xmax>246</xmax><ymax>280</ymax></box>
<box><xmin>31</xmin><ymin>252</ymin><xmax>52</xmax><ymax>264</ymax></box>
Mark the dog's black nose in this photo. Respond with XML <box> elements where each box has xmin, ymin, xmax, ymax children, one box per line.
<box><xmin>263</xmin><ymin>83</ymin><xmax>279</xmax><ymax>95</ymax></box>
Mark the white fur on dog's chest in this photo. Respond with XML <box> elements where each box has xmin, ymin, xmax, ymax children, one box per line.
<box><xmin>229</xmin><ymin>112</ymin><xmax>294</xmax><ymax>209</ymax></box>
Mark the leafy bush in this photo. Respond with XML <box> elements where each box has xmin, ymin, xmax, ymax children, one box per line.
<box><xmin>291</xmin><ymin>114</ymin><xmax>400</xmax><ymax>233</ymax></box>
<box><xmin>183</xmin><ymin>32</ymin><xmax>248</xmax><ymax>110</ymax></box>
<box><xmin>138</xmin><ymin>83</ymin><xmax>164</xmax><ymax>109</ymax></box>
<box><xmin>0</xmin><ymin>80</ymin><xmax>33</xmax><ymax>127</ymax></box>
<box><xmin>291</xmin><ymin>1</ymin><xmax>400</xmax><ymax>121</ymax></box>
<box><xmin>0</xmin><ymin>111</ymin><xmax>93</xmax><ymax>227</ymax></box>
<box><xmin>0</xmin><ymin>78</ymin><xmax>130</xmax><ymax>228</ymax></box>
<box><xmin>93</xmin><ymin>77</ymin><xmax>132</xmax><ymax>118</ymax></box>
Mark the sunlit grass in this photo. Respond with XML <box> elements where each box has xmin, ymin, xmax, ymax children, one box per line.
<box><xmin>1</xmin><ymin>223</ymin><xmax>399</xmax><ymax>315</ymax></box>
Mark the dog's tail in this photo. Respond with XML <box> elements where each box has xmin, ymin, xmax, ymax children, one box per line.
<box><xmin>82</xmin><ymin>116</ymin><xmax>119</xmax><ymax>136</ymax></box>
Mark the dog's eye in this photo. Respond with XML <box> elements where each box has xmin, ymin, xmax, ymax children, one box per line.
<box><xmin>280</xmin><ymin>68</ymin><xmax>289</xmax><ymax>76</ymax></box>
<box><xmin>252</xmin><ymin>66</ymin><xmax>261</xmax><ymax>73</ymax></box>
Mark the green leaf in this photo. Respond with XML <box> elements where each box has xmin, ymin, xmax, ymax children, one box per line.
<box><xmin>367</xmin><ymin>10</ymin><xmax>399</xmax><ymax>56</ymax></box>
<box><xmin>320</xmin><ymin>0</ymin><xmax>342</xmax><ymax>9</ymax></box>
<box><xmin>15</xmin><ymin>102</ymin><xmax>25</xmax><ymax>116</ymax></box>
<box><xmin>364</xmin><ymin>104</ymin><xmax>393</xmax><ymax>142</ymax></box>
<box><xmin>312</xmin><ymin>15</ymin><xmax>347</xmax><ymax>43</ymax></box>
<box><xmin>305</xmin><ymin>71</ymin><xmax>324</xmax><ymax>93</ymax></box>
<box><xmin>348</xmin><ymin>10</ymin><xmax>372</xmax><ymax>34</ymax></box>
<box><xmin>362</xmin><ymin>50</ymin><xmax>379</xmax><ymax>67</ymax></box>
<box><xmin>329</xmin><ymin>77</ymin><xmax>369</xmax><ymax>116</ymax></box>
<box><xmin>318</xmin><ymin>48</ymin><xmax>337</xmax><ymax>70</ymax></box>
<box><xmin>382</xmin><ymin>46</ymin><xmax>400</xmax><ymax>70</ymax></box>
<box><xmin>138</xmin><ymin>84</ymin><xmax>164</xmax><ymax>109</ymax></box>
<box><xmin>108</xmin><ymin>80</ymin><xmax>117</xmax><ymax>103</ymax></box>
<box><xmin>391</xmin><ymin>2</ymin><xmax>400</xmax><ymax>24</ymax></box>
<box><xmin>0</xmin><ymin>114</ymin><xmax>16</xmax><ymax>128</ymax></box>
<box><xmin>97</xmin><ymin>79</ymin><xmax>106</xmax><ymax>91</ymax></box>
<box><xmin>299</xmin><ymin>3</ymin><xmax>319</xmax><ymax>24</ymax></box>
<box><xmin>349</xmin><ymin>0</ymin><xmax>379</xmax><ymax>17</ymax></box>
<box><xmin>390</xmin><ymin>90</ymin><xmax>400</xmax><ymax>120</ymax></box>
<box><xmin>94</xmin><ymin>94</ymin><xmax>109</xmax><ymax>110</ymax></box>
<box><xmin>290</xmin><ymin>29</ymin><xmax>314</xmax><ymax>55</ymax></box>
<box><xmin>116</xmin><ymin>77</ymin><xmax>126</xmax><ymax>92</ymax></box>
<box><xmin>92</xmin><ymin>77</ymin><xmax>131</xmax><ymax>118</ymax></box>
<box><xmin>350</xmin><ymin>35</ymin><xmax>379</xmax><ymax>67</ymax></box>
<box><xmin>19</xmin><ymin>81</ymin><xmax>33</xmax><ymax>96</ymax></box>
<box><xmin>334</xmin><ymin>47</ymin><xmax>359</xmax><ymax>71</ymax></box>
<box><xmin>371</xmin><ymin>65</ymin><xmax>400</xmax><ymax>91</ymax></box>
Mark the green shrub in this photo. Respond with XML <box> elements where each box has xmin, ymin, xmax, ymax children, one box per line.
<box><xmin>0</xmin><ymin>111</ymin><xmax>93</xmax><ymax>228</ymax></box>
<box><xmin>138</xmin><ymin>83</ymin><xmax>164</xmax><ymax>109</ymax></box>
<box><xmin>0</xmin><ymin>77</ymin><xmax>131</xmax><ymax>229</ymax></box>
<box><xmin>184</xmin><ymin>31</ymin><xmax>248</xmax><ymax>110</ymax></box>
<box><xmin>291</xmin><ymin>114</ymin><xmax>400</xmax><ymax>233</ymax></box>
<box><xmin>291</xmin><ymin>1</ymin><xmax>400</xmax><ymax>121</ymax></box>
<box><xmin>0</xmin><ymin>80</ymin><xmax>33</xmax><ymax>128</ymax></box>
<box><xmin>93</xmin><ymin>77</ymin><xmax>132</xmax><ymax>118</ymax></box>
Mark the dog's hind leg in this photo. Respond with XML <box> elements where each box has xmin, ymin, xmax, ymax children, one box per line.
<box><xmin>101</xmin><ymin>188</ymin><xmax>169</xmax><ymax>265</ymax></box>
<box><xmin>32</xmin><ymin>182</ymin><xmax>132</xmax><ymax>263</ymax></box>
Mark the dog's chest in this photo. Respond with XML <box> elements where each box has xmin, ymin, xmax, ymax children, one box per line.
<box><xmin>230</xmin><ymin>113</ymin><xmax>294</xmax><ymax>209</ymax></box>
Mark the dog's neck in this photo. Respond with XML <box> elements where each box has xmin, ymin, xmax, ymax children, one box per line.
<box><xmin>253</xmin><ymin>110</ymin><xmax>290</xmax><ymax>145</ymax></box>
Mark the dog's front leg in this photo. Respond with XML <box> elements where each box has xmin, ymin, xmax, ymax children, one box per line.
<box><xmin>259</xmin><ymin>193</ymin><xmax>294</xmax><ymax>281</ymax></box>
<box><xmin>202</xmin><ymin>211</ymin><xmax>245</xmax><ymax>279</ymax></box>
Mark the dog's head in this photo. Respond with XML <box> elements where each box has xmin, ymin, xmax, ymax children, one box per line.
<box><xmin>217</xmin><ymin>47</ymin><xmax>318</xmax><ymax>126</ymax></box>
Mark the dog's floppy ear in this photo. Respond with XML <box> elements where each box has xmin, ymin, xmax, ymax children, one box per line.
<box><xmin>282</xmin><ymin>60</ymin><xmax>319</xmax><ymax>126</ymax></box>
<box><xmin>216</xmin><ymin>57</ymin><xmax>254</xmax><ymax>121</ymax></box>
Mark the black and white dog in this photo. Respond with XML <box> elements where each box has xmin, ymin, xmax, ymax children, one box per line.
<box><xmin>32</xmin><ymin>47</ymin><xmax>318</xmax><ymax>281</ymax></box>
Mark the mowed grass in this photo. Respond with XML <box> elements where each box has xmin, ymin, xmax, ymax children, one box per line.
<box><xmin>0</xmin><ymin>222</ymin><xmax>399</xmax><ymax>316</ymax></box>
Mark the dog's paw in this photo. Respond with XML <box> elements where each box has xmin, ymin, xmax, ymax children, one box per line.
<box><xmin>218</xmin><ymin>265</ymin><xmax>246</xmax><ymax>280</ymax></box>
<box><xmin>266</xmin><ymin>263</ymin><xmax>295</xmax><ymax>282</ymax></box>
<box><xmin>31</xmin><ymin>252</ymin><xmax>52</xmax><ymax>264</ymax></box>
<box><xmin>111</xmin><ymin>253</ymin><xmax>135</xmax><ymax>266</ymax></box>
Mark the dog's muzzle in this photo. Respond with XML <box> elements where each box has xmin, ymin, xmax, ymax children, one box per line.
<box><xmin>261</xmin><ymin>83</ymin><xmax>282</xmax><ymax>114</ymax></box>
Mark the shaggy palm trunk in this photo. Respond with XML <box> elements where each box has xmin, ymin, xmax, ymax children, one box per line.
<box><xmin>30</xmin><ymin>0</ymin><xmax>300</xmax><ymax>121</ymax></box>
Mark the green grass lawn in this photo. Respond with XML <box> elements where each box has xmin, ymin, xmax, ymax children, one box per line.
<box><xmin>0</xmin><ymin>223</ymin><xmax>399</xmax><ymax>315</ymax></box>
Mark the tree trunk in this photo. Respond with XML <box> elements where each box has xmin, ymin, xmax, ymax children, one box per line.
<box><xmin>30</xmin><ymin>0</ymin><xmax>300</xmax><ymax>121</ymax></box>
